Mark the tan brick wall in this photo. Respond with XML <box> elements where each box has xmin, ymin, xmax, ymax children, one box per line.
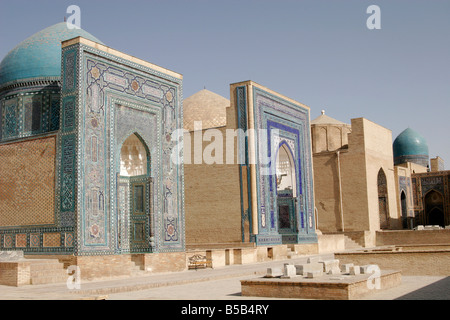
<box><xmin>71</xmin><ymin>253</ymin><xmax>186</xmax><ymax>280</ymax></box>
<box><xmin>290</xmin><ymin>243</ymin><xmax>319</xmax><ymax>255</ymax></box>
<box><xmin>0</xmin><ymin>262</ymin><xmax>31</xmax><ymax>286</ymax></box>
<box><xmin>183</xmin><ymin>126</ymin><xmax>242</xmax><ymax>245</ymax></box>
<box><xmin>0</xmin><ymin>136</ymin><xmax>56</xmax><ymax>227</ymax></box>
<box><xmin>359</xmin><ymin>118</ymin><xmax>399</xmax><ymax>231</ymax></box>
<box><xmin>376</xmin><ymin>229</ymin><xmax>450</xmax><ymax>246</ymax></box>
<box><xmin>313</xmin><ymin>152</ymin><xmax>342</xmax><ymax>232</ymax></box>
<box><xmin>74</xmin><ymin>255</ymin><xmax>135</xmax><ymax>280</ymax></box>
<box><xmin>311</xmin><ymin>124</ymin><xmax>352</xmax><ymax>153</ymax></box>
<box><xmin>26</xmin><ymin>254</ymin><xmax>77</xmax><ymax>269</ymax></box>
<box><xmin>336</xmin><ymin>250</ymin><xmax>450</xmax><ymax>276</ymax></box>
<box><xmin>318</xmin><ymin>234</ymin><xmax>345</xmax><ymax>253</ymax></box>
<box><xmin>142</xmin><ymin>252</ymin><xmax>187</xmax><ymax>273</ymax></box>
<box><xmin>313</xmin><ymin>118</ymin><xmax>399</xmax><ymax>233</ymax></box>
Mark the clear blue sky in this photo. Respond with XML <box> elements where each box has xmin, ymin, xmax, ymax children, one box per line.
<box><xmin>1</xmin><ymin>0</ymin><xmax>449</xmax><ymax>168</ymax></box>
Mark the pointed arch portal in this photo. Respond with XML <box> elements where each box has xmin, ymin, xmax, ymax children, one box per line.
<box><xmin>425</xmin><ymin>190</ymin><xmax>445</xmax><ymax>227</ymax></box>
<box><xmin>276</xmin><ymin>142</ymin><xmax>298</xmax><ymax>241</ymax></box>
<box><xmin>117</xmin><ymin>133</ymin><xmax>153</xmax><ymax>253</ymax></box>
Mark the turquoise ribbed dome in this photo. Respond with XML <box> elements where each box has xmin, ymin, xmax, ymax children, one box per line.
<box><xmin>393</xmin><ymin>128</ymin><xmax>429</xmax><ymax>166</ymax></box>
<box><xmin>0</xmin><ymin>22</ymin><xmax>103</xmax><ymax>87</ymax></box>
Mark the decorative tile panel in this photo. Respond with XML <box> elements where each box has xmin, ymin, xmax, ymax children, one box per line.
<box><xmin>0</xmin><ymin>136</ymin><xmax>56</xmax><ymax>227</ymax></box>
<box><xmin>15</xmin><ymin>234</ymin><xmax>27</xmax><ymax>248</ymax></box>
<box><xmin>43</xmin><ymin>232</ymin><xmax>61</xmax><ymax>247</ymax></box>
<box><xmin>30</xmin><ymin>233</ymin><xmax>40</xmax><ymax>248</ymax></box>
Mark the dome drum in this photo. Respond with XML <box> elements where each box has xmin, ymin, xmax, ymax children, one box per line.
<box><xmin>394</xmin><ymin>154</ymin><xmax>429</xmax><ymax>167</ymax></box>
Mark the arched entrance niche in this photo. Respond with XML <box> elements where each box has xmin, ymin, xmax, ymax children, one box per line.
<box><xmin>400</xmin><ymin>190</ymin><xmax>407</xmax><ymax>229</ymax></box>
<box><xmin>275</xmin><ymin>142</ymin><xmax>298</xmax><ymax>242</ymax></box>
<box><xmin>120</xmin><ymin>133</ymin><xmax>149</xmax><ymax>177</ymax></box>
<box><xmin>425</xmin><ymin>190</ymin><xmax>445</xmax><ymax>227</ymax></box>
<box><xmin>117</xmin><ymin>133</ymin><xmax>153</xmax><ymax>253</ymax></box>
<box><xmin>377</xmin><ymin>168</ymin><xmax>390</xmax><ymax>229</ymax></box>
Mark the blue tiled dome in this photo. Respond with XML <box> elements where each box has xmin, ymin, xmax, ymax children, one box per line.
<box><xmin>393</xmin><ymin>128</ymin><xmax>429</xmax><ymax>166</ymax></box>
<box><xmin>0</xmin><ymin>22</ymin><xmax>103</xmax><ymax>87</ymax></box>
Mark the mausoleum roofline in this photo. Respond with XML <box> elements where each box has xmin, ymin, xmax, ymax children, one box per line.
<box><xmin>62</xmin><ymin>36</ymin><xmax>183</xmax><ymax>80</ymax></box>
<box><xmin>230</xmin><ymin>80</ymin><xmax>310</xmax><ymax>111</ymax></box>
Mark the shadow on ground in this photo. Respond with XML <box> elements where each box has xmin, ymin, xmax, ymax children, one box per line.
<box><xmin>395</xmin><ymin>277</ymin><xmax>450</xmax><ymax>300</ymax></box>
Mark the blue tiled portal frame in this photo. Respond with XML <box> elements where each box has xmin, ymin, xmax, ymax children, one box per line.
<box><xmin>59</xmin><ymin>40</ymin><xmax>185</xmax><ymax>256</ymax></box>
<box><xmin>238</xmin><ymin>85</ymin><xmax>317</xmax><ymax>246</ymax></box>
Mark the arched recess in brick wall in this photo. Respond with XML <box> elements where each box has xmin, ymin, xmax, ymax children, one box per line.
<box><xmin>377</xmin><ymin>168</ymin><xmax>390</xmax><ymax>229</ymax></box>
<box><xmin>424</xmin><ymin>190</ymin><xmax>445</xmax><ymax>227</ymax></box>
<box><xmin>401</xmin><ymin>190</ymin><xmax>407</xmax><ymax>229</ymax></box>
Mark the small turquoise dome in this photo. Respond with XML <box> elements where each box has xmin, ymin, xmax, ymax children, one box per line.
<box><xmin>0</xmin><ymin>22</ymin><xmax>103</xmax><ymax>87</ymax></box>
<box><xmin>393</xmin><ymin>128</ymin><xmax>429</xmax><ymax>167</ymax></box>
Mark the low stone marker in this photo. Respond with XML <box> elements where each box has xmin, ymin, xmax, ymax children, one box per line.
<box><xmin>295</xmin><ymin>263</ymin><xmax>323</xmax><ymax>276</ymax></box>
<box><xmin>307</xmin><ymin>256</ymin><xmax>322</xmax><ymax>264</ymax></box>
<box><xmin>349</xmin><ymin>265</ymin><xmax>360</xmax><ymax>275</ymax></box>
<box><xmin>341</xmin><ymin>263</ymin><xmax>354</xmax><ymax>274</ymax></box>
<box><xmin>360</xmin><ymin>264</ymin><xmax>379</xmax><ymax>274</ymax></box>
<box><xmin>327</xmin><ymin>265</ymin><xmax>341</xmax><ymax>275</ymax></box>
<box><xmin>320</xmin><ymin>259</ymin><xmax>340</xmax><ymax>273</ymax></box>
<box><xmin>265</xmin><ymin>267</ymin><xmax>283</xmax><ymax>278</ymax></box>
<box><xmin>306</xmin><ymin>270</ymin><xmax>323</xmax><ymax>278</ymax></box>
<box><xmin>281</xmin><ymin>264</ymin><xmax>297</xmax><ymax>279</ymax></box>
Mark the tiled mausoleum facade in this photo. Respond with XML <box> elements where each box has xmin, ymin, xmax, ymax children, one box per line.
<box><xmin>0</xmin><ymin>23</ymin><xmax>185</xmax><ymax>260</ymax></box>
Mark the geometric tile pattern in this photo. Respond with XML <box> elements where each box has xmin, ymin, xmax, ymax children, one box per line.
<box><xmin>30</xmin><ymin>234</ymin><xmax>40</xmax><ymax>248</ymax></box>
<box><xmin>15</xmin><ymin>234</ymin><xmax>27</xmax><ymax>247</ymax></box>
<box><xmin>64</xmin><ymin>232</ymin><xmax>74</xmax><ymax>247</ymax></box>
<box><xmin>0</xmin><ymin>35</ymin><xmax>185</xmax><ymax>256</ymax></box>
<box><xmin>246</xmin><ymin>85</ymin><xmax>316</xmax><ymax>245</ymax></box>
<box><xmin>0</xmin><ymin>89</ymin><xmax>60</xmax><ymax>143</ymax></box>
<box><xmin>0</xmin><ymin>136</ymin><xmax>56</xmax><ymax>227</ymax></box>
<box><xmin>60</xmin><ymin>40</ymin><xmax>185</xmax><ymax>256</ymax></box>
<box><xmin>3</xmin><ymin>234</ymin><xmax>13</xmax><ymax>248</ymax></box>
<box><xmin>43</xmin><ymin>232</ymin><xmax>60</xmax><ymax>247</ymax></box>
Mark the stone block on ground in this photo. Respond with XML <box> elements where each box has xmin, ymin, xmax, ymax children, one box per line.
<box><xmin>295</xmin><ymin>263</ymin><xmax>323</xmax><ymax>276</ymax></box>
<box><xmin>349</xmin><ymin>265</ymin><xmax>360</xmax><ymax>275</ymax></box>
<box><xmin>327</xmin><ymin>265</ymin><xmax>341</xmax><ymax>275</ymax></box>
<box><xmin>281</xmin><ymin>264</ymin><xmax>297</xmax><ymax>279</ymax></box>
<box><xmin>340</xmin><ymin>263</ymin><xmax>354</xmax><ymax>274</ymax></box>
<box><xmin>320</xmin><ymin>259</ymin><xmax>340</xmax><ymax>273</ymax></box>
<box><xmin>306</xmin><ymin>270</ymin><xmax>323</xmax><ymax>278</ymax></box>
<box><xmin>360</xmin><ymin>264</ymin><xmax>379</xmax><ymax>274</ymax></box>
<box><xmin>307</xmin><ymin>256</ymin><xmax>322</xmax><ymax>264</ymax></box>
<box><xmin>265</xmin><ymin>267</ymin><xmax>283</xmax><ymax>278</ymax></box>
